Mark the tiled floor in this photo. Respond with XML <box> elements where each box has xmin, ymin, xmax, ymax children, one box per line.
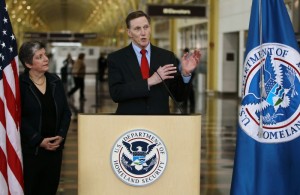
<box><xmin>57</xmin><ymin>77</ymin><xmax>238</xmax><ymax>195</ymax></box>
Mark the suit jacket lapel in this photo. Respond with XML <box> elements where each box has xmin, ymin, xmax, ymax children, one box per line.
<box><xmin>124</xmin><ymin>44</ymin><xmax>143</xmax><ymax>80</ymax></box>
<box><xmin>150</xmin><ymin>44</ymin><xmax>161</xmax><ymax>74</ymax></box>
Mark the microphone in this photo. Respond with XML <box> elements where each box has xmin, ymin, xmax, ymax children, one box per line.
<box><xmin>149</xmin><ymin>66</ymin><xmax>185</xmax><ymax>114</ymax></box>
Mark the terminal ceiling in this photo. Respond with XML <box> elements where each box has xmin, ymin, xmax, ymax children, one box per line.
<box><xmin>5</xmin><ymin>0</ymin><xmax>207</xmax><ymax>45</ymax></box>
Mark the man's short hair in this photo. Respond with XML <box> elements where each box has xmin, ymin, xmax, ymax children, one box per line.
<box><xmin>125</xmin><ymin>10</ymin><xmax>151</xmax><ymax>29</ymax></box>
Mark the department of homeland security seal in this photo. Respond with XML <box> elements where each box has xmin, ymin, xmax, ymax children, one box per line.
<box><xmin>240</xmin><ymin>43</ymin><xmax>300</xmax><ymax>143</ymax></box>
<box><xmin>111</xmin><ymin>129</ymin><xmax>167</xmax><ymax>186</ymax></box>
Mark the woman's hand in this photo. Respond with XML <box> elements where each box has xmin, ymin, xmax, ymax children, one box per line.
<box><xmin>40</xmin><ymin>136</ymin><xmax>64</xmax><ymax>151</ymax></box>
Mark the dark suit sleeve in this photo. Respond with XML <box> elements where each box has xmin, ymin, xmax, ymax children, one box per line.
<box><xmin>19</xmin><ymin>77</ymin><xmax>44</xmax><ymax>147</ymax></box>
<box><xmin>107</xmin><ymin>53</ymin><xmax>150</xmax><ymax>103</ymax></box>
<box><xmin>160</xmin><ymin>52</ymin><xmax>192</xmax><ymax>102</ymax></box>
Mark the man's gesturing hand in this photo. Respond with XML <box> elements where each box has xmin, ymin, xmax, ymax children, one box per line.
<box><xmin>147</xmin><ymin>64</ymin><xmax>177</xmax><ymax>87</ymax></box>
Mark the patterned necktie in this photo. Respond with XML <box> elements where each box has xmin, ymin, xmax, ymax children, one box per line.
<box><xmin>140</xmin><ymin>49</ymin><xmax>149</xmax><ymax>79</ymax></box>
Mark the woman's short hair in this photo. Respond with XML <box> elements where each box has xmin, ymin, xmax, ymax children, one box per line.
<box><xmin>19</xmin><ymin>41</ymin><xmax>45</xmax><ymax>71</ymax></box>
<box><xmin>125</xmin><ymin>10</ymin><xmax>151</xmax><ymax>29</ymax></box>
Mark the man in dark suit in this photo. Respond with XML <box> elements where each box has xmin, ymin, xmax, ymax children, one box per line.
<box><xmin>107</xmin><ymin>10</ymin><xmax>201</xmax><ymax>114</ymax></box>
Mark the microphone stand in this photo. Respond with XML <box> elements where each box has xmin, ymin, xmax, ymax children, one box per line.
<box><xmin>151</xmin><ymin>68</ymin><xmax>185</xmax><ymax>114</ymax></box>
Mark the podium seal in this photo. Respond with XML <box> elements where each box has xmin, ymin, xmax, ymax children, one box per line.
<box><xmin>111</xmin><ymin>129</ymin><xmax>168</xmax><ymax>186</ymax></box>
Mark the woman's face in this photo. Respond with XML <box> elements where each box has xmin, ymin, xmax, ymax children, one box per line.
<box><xmin>26</xmin><ymin>48</ymin><xmax>49</xmax><ymax>73</ymax></box>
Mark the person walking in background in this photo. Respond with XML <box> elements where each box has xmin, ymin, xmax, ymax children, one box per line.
<box><xmin>18</xmin><ymin>41</ymin><xmax>71</xmax><ymax>195</ymax></box>
<box><xmin>98</xmin><ymin>52</ymin><xmax>107</xmax><ymax>82</ymax></box>
<box><xmin>61</xmin><ymin>53</ymin><xmax>74</xmax><ymax>92</ymax></box>
<box><xmin>47</xmin><ymin>53</ymin><xmax>56</xmax><ymax>73</ymax></box>
<box><xmin>68</xmin><ymin>53</ymin><xmax>86</xmax><ymax>101</ymax></box>
<box><xmin>107</xmin><ymin>10</ymin><xmax>201</xmax><ymax>114</ymax></box>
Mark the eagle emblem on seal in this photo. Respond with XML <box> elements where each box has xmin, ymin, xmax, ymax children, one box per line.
<box><xmin>121</xmin><ymin>141</ymin><xmax>157</xmax><ymax>172</ymax></box>
<box><xmin>242</xmin><ymin>53</ymin><xmax>299</xmax><ymax>125</ymax></box>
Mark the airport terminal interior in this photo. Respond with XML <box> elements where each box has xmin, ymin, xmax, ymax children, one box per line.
<box><xmin>3</xmin><ymin>0</ymin><xmax>300</xmax><ymax>194</ymax></box>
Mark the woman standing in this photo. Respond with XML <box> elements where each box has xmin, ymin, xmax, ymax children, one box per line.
<box><xmin>19</xmin><ymin>41</ymin><xmax>71</xmax><ymax>195</ymax></box>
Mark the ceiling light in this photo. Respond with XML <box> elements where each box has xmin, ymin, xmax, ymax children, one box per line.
<box><xmin>51</xmin><ymin>42</ymin><xmax>82</xmax><ymax>47</ymax></box>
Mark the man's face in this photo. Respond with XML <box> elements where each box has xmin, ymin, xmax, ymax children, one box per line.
<box><xmin>127</xmin><ymin>16</ymin><xmax>151</xmax><ymax>49</ymax></box>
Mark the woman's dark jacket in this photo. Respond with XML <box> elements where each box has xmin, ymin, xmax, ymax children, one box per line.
<box><xmin>19</xmin><ymin>71</ymin><xmax>71</xmax><ymax>155</ymax></box>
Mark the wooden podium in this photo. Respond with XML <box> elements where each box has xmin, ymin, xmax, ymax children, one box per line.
<box><xmin>78</xmin><ymin>114</ymin><xmax>201</xmax><ymax>195</ymax></box>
